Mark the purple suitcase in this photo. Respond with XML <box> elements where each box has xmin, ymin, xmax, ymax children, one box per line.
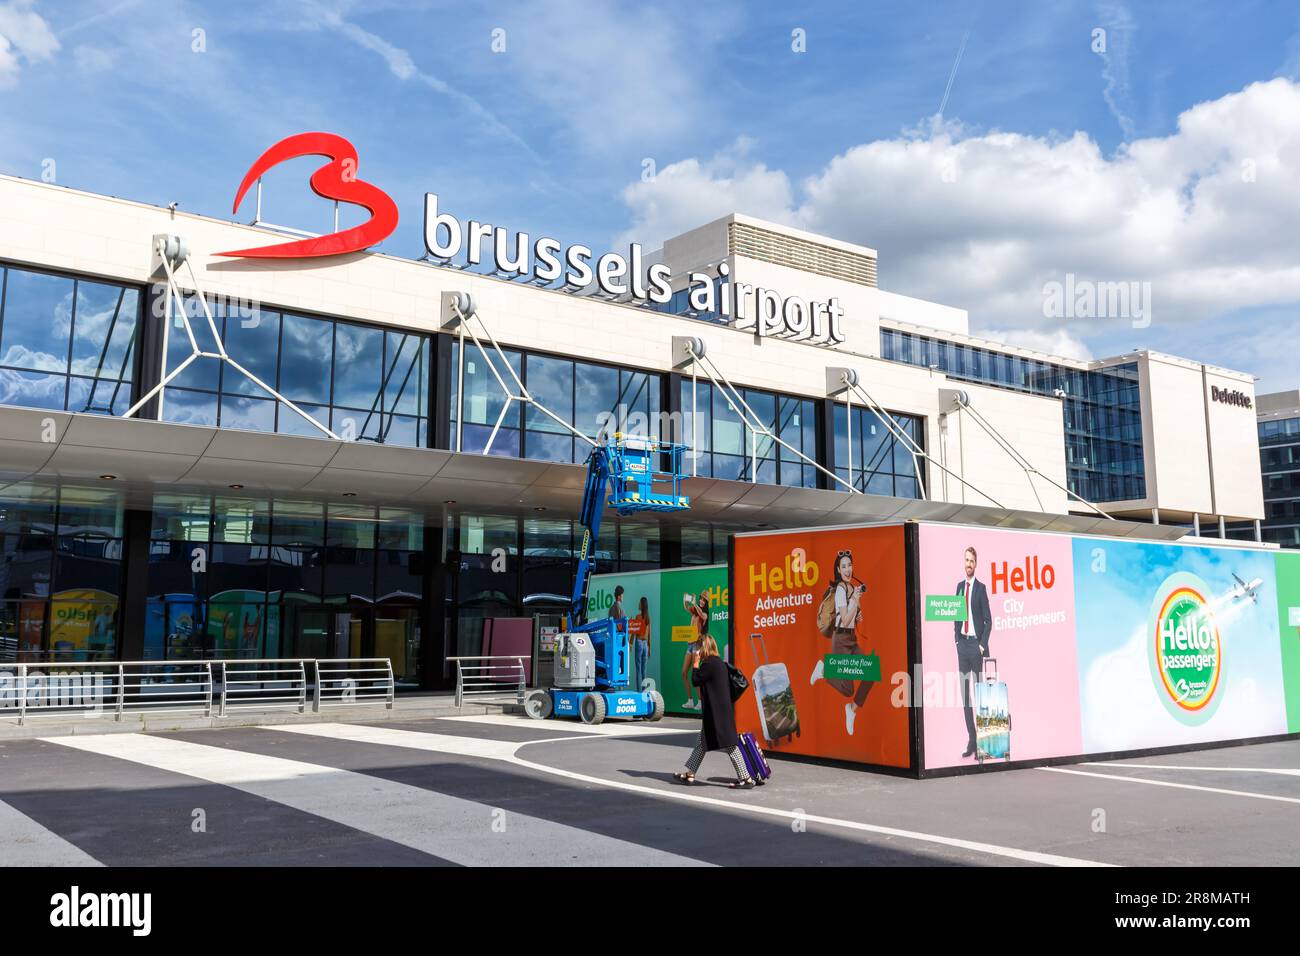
<box><xmin>737</xmin><ymin>732</ymin><xmax>771</xmax><ymax>784</ymax></box>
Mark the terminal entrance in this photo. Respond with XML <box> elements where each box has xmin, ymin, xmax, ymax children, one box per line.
<box><xmin>282</xmin><ymin>603</ymin><xmax>421</xmax><ymax>685</ymax></box>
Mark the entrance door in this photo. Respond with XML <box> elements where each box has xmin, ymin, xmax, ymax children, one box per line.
<box><xmin>284</xmin><ymin>606</ymin><xmax>331</xmax><ymax>660</ymax></box>
<box><xmin>330</xmin><ymin>606</ymin><xmax>371</xmax><ymax>659</ymax></box>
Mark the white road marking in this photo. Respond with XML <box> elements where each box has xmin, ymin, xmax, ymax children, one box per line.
<box><xmin>1039</xmin><ymin>766</ymin><xmax>1300</xmax><ymax>804</ymax></box>
<box><xmin>43</xmin><ymin>733</ymin><xmax>708</xmax><ymax>867</ymax></box>
<box><xmin>264</xmin><ymin>722</ymin><xmax>1112</xmax><ymax>867</ymax></box>
<box><xmin>1084</xmin><ymin>762</ymin><xmax>1300</xmax><ymax>776</ymax></box>
<box><xmin>273</xmin><ymin>723</ymin><xmax>529</xmax><ymax>760</ymax></box>
<box><xmin>509</xmin><ymin>752</ymin><xmax>1115</xmax><ymax>867</ymax></box>
<box><xmin>437</xmin><ymin>713</ymin><xmax>696</xmax><ymax>737</ymax></box>
<box><xmin>0</xmin><ymin>798</ymin><xmax>102</xmax><ymax>867</ymax></box>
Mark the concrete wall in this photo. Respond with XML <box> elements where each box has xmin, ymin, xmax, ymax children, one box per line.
<box><xmin>933</xmin><ymin>384</ymin><xmax>1069</xmax><ymax>514</ymax></box>
<box><xmin>1203</xmin><ymin>367</ymin><xmax>1265</xmax><ymax>520</ymax></box>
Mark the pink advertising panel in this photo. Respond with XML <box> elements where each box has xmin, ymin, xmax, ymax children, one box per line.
<box><xmin>917</xmin><ymin>524</ymin><xmax>1083</xmax><ymax>770</ymax></box>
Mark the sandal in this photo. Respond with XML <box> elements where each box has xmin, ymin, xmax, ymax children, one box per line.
<box><xmin>673</xmin><ymin>771</ymin><xmax>696</xmax><ymax>784</ymax></box>
<box><xmin>729</xmin><ymin>778</ymin><xmax>757</xmax><ymax>789</ymax></box>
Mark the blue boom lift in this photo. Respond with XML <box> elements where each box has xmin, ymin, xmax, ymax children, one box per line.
<box><xmin>522</xmin><ymin>434</ymin><xmax>691</xmax><ymax>724</ymax></box>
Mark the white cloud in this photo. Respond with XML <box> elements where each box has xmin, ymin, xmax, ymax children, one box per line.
<box><xmin>73</xmin><ymin>44</ymin><xmax>113</xmax><ymax>73</ymax></box>
<box><xmin>617</xmin><ymin>79</ymin><xmax>1300</xmax><ymax>355</ymax></box>
<box><xmin>616</xmin><ymin>139</ymin><xmax>793</xmax><ymax>250</ymax></box>
<box><xmin>0</xmin><ymin>0</ymin><xmax>58</xmax><ymax>88</ymax></box>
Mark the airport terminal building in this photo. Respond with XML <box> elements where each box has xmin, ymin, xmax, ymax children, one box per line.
<box><xmin>0</xmin><ymin>170</ymin><xmax>1267</xmax><ymax>686</ymax></box>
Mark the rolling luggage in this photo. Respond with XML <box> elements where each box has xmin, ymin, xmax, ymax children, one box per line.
<box><xmin>749</xmin><ymin>633</ymin><xmax>800</xmax><ymax>746</ymax></box>
<box><xmin>973</xmin><ymin>657</ymin><xmax>1011</xmax><ymax>763</ymax></box>
<box><xmin>737</xmin><ymin>731</ymin><xmax>771</xmax><ymax>784</ymax></box>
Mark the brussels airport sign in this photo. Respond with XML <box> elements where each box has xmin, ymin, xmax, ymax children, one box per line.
<box><xmin>423</xmin><ymin>195</ymin><xmax>847</xmax><ymax>346</ymax></box>
<box><xmin>213</xmin><ymin>133</ymin><xmax>846</xmax><ymax>345</ymax></box>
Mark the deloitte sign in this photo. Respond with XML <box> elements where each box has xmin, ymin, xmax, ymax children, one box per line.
<box><xmin>423</xmin><ymin>195</ymin><xmax>846</xmax><ymax>346</ymax></box>
<box><xmin>1147</xmin><ymin>572</ymin><xmax>1223</xmax><ymax>724</ymax></box>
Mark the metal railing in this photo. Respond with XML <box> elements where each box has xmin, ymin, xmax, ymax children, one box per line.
<box><xmin>315</xmin><ymin>658</ymin><xmax>395</xmax><ymax>711</ymax></box>
<box><xmin>448</xmin><ymin>655</ymin><xmax>527</xmax><ymax>708</ymax></box>
<box><xmin>0</xmin><ymin>657</ymin><xmax>397</xmax><ymax>725</ymax></box>
<box><xmin>0</xmin><ymin>661</ymin><xmax>214</xmax><ymax>726</ymax></box>
<box><xmin>219</xmin><ymin>659</ymin><xmax>307</xmax><ymax>716</ymax></box>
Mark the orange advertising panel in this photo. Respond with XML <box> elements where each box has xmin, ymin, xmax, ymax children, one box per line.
<box><xmin>731</xmin><ymin>525</ymin><xmax>911</xmax><ymax>768</ymax></box>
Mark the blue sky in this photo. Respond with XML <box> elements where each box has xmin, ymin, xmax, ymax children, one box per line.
<box><xmin>2</xmin><ymin>1</ymin><xmax>1300</xmax><ymax>389</ymax></box>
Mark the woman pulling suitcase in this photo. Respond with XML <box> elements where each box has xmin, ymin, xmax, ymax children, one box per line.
<box><xmin>673</xmin><ymin>635</ymin><xmax>756</xmax><ymax>789</ymax></box>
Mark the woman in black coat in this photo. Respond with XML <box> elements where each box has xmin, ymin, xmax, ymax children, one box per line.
<box><xmin>673</xmin><ymin>635</ymin><xmax>755</xmax><ymax>788</ymax></box>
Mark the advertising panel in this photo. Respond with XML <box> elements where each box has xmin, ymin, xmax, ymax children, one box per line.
<box><xmin>588</xmin><ymin>565</ymin><xmax>729</xmax><ymax>715</ymax></box>
<box><xmin>918</xmin><ymin>522</ymin><xmax>1294</xmax><ymax>771</ymax></box>
<box><xmin>1073</xmin><ymin>537</ymin><xmax>1287</xmax><ymax>754</ymax></box>
<box><xmin>48</xmin><ymin>589</ymin><xmax>119</xmax><ymax>660</ymax></box>
<box><xmin>918</xmin><ymin>525</ymin><xmax>1082</xmax><ymax>769</ymax></box>
<box><xmin>1273</xmin><ymin>551</ymin><xmax>1300</xmax><ymax>733</ymax></box>
<box><xmin>731</xmin><ymin>525</ymin><xmax>910</xmax><ymax>769</ymax></box>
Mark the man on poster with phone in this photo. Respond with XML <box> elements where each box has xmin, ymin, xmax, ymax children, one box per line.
<box><xmin>954</xmin><ymin>546</ymin><xmax>992</xmax><ymax>759</ymax></box>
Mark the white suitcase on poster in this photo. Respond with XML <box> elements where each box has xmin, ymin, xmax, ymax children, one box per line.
<box><xmin>749</xmin><ymin>633</ymin><xmax>800</xmax><ymax>745</ymax></box>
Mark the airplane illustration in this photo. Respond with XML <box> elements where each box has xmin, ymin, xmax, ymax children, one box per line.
<box><xmin>1228</xmin><ymin>573</ymin><xmax>1263</xmax><ymax>604</ymax></box>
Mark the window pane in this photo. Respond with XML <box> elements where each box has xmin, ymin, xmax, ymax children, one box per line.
<box><xmin>220</xmin><ymin>393</ymin><xmax>276</xmax><ymax>432</ymax></box>
<box><xmin>164</xmin><ymin>295</ymin><xmax>221</xmax><ymax>391</ymax></box>
<box><xmin>459</xmin><ymin>515</ymin><xmax>517</xmax><ymax>555</ymax></box>
<box><xmin>0</xmin><ymin>268</ymin><xmax>73</xmax><ymax>373</ymax></box>
<box><xmin>383</xmin><ymin>331</ymin><xmax>425</xmax><ymax>416</ymax></box>
<box><xmin>67</xmin><ymin>376</ymin><xmax>132</xmax><ymax>416</ymax></box>
<box><xmin>333</xmin><ymin>322</ymin><xmax>384</xmax><ymax>409</ymax></box>
<box><xmin>220</xmin><ymin>305</ymin><xmax>279</xmax><ymax>397</ymax></box>
<box><xmin>161</xmin><ymin>388</ymin><xmax>218</xmax><ymax>426</ymax></box>
<box><xmin>525</xmin><ymin>429</ymin><xmax>573</xmax><ymax>463</ymax></box>
<box><xmin>712</xmin><ymin>386</ymin><xmax>744</xmax><ymax>456</ymax></box>
<box><xmin>0</xmin><ymin>369</ymin><xmax>65</xmax><ymax>409</ymax></box>
<box><xmin>276</xmin><ymin>402</ymin><xmax>332</xmax><ymax>438</ymax></box>
<box><xmin>279</xmin><ymin>312</ymin><xmax>332</xmax><ymax>405</ymax></box>
<box><xmin>451</xmin><ymin>343</ymin><xmax>520</xmax><ymax>431</ymax></box>
<box><xmin>524</xmin><ymin>355</ymin><xmax>573</xmax><ymax>435</ymax></box>
<box><xmin>71</xmin><ymin>281</ymin><xmax>137</xmax><ymax>380</ymax></box>
<box><xmin>272</xmin><ymin>500</ymin><xmax>324</xmax><ymax>546</ymax></box>
<box><xmin>574</xmin><ymin>361</ymin><xmax>619</xmax><ymax>440</ymax></box>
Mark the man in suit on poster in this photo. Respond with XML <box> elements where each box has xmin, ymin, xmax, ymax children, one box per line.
<box><xmin>954</xmin><ymin>546</ymin><xmax>992</xmax><ymax>759</ymax></box>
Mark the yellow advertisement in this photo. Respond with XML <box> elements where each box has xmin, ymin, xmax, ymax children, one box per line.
<box><xmin>49</xmin><ymin>589</ymin><xmax>118</xmax><ymax>660</ymax></box>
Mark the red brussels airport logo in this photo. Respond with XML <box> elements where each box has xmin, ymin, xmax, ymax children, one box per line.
<box><xmin>217</xmin><ymin>132</ymin><xmax>399</xmax><ymax>259</ymax></box>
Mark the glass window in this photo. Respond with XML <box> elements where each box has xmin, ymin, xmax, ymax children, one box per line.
<box><xmin>524</xmin><ymin>355</ymin><xmax>574</xmax><ymax>435</ymax></box>
<box><xmin>333</xmin><ymin>322</ymin><xmax>384</xmax><ymax>410</ymax></box>
<box><xmin>0</xmin><ymin>268</ymin><xmax>140</xmax><ymax>417</ymax></box>
<box><xmin>220</xmin><ymin>304</ymin><xmax>279</xmax><ymax>398</ymax></box>
<box><xmin>0</xmin><ymin>268</ymin><xmax>73</xmax><ymax>373</ymax></box>
<box><xmin>279</xmin><ymin>312</ymin><xmax>333</xmax><ymax>405</ymax></box>
<box><xmin>574</xmin><ymin>361</ymin><xmax>619</xmax><ymax>441</ymax></box>
<box><xmin>71</xmin><ymin>280</ymin><xmax>138</xmax><ymax>384</ymax></box>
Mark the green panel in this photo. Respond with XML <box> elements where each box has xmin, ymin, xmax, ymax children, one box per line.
<box><xmin>925</xmin><ymin>593</ymin><xmax>966</xmax><ymax>622</ymax></box>
<box><xmin>1274</xmin><ymin>552</ymin><xmax>1300</xmax><ymax>733</ymax></box>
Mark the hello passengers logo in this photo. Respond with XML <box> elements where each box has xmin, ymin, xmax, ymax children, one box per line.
<box><xmin>1148</xmin><ymin>572</ymin><xmax>1223</xmax><ymax>725</ymax></box>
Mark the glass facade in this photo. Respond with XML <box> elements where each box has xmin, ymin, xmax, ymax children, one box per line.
<box><xmin>450</xmin><ymin>343</ymin><xmax>662</xmax><ymax>462</ymax></box>
<box><xmin>1256</xmin><ymin>415</ymin><xmax>1300</xmax><ymax>548</ymax></box>
<box><xmin>832</xmin><ymin>405</ymin><xmax>924</xmax><ymax>497</ymax></box>
<box><xmin>161</xmin><ymin>299</ymin><xmax>431</xmax><ymax>447</ymax></box>
<box><xmin>146</xmin><ymin>493</ymin><xmax>425</xmax><ymax>683</ymax></box>
<box><xmin>0</xmin><ymin>485</ymin><xmax>125</xmax><ymax>662</ymax></box>
<box><xmin>449</xmin><ymin>512</ymin><xmax>670</xmax><ymax>657</ymax></box>
<box><xmin>680</xmin><ymin>379</ymin><xmax>820</xmax><ymax>487</ymax></box>
<box><xmin>0</xmin><ymin>264</ymin><xmax>140</xmax><ymax>415</ymax></box>
<box><xmin>881</xmin><ymin>328</ymin><xmax>1146</xmax><ymax>502</ymax></box>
